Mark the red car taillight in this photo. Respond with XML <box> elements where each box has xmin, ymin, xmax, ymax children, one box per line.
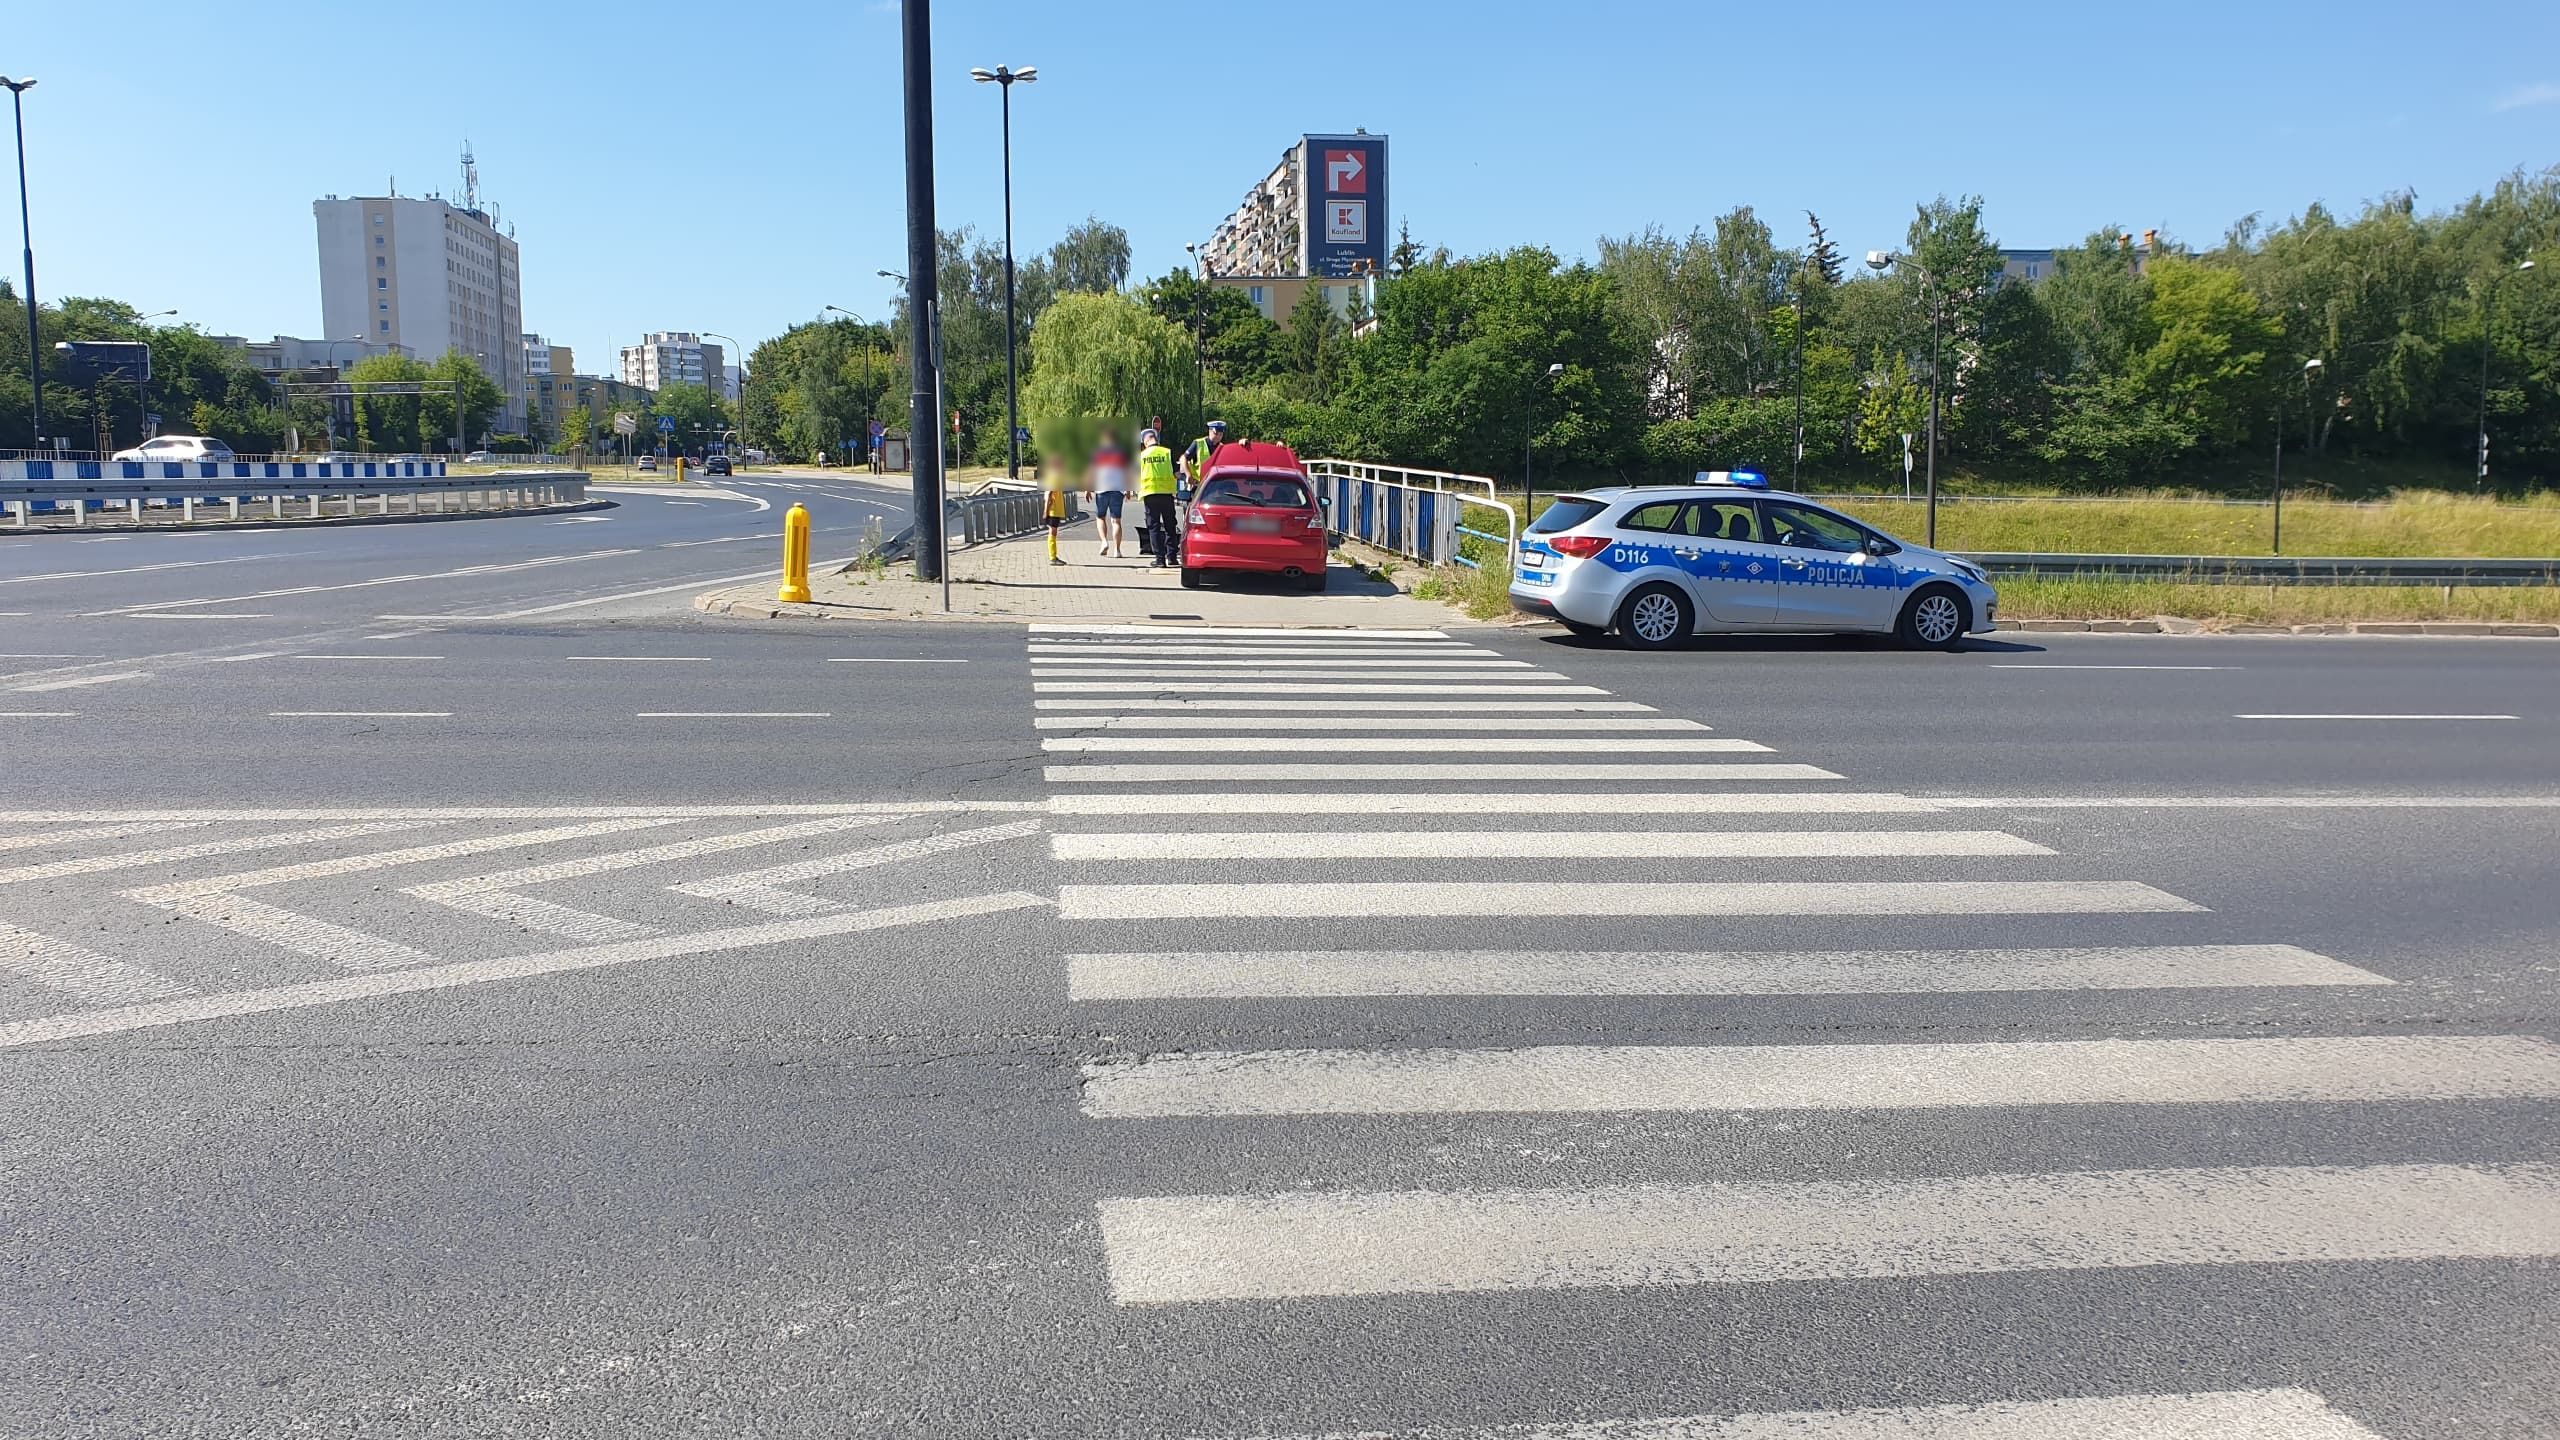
<box><xmin>1546</xmin><ymin>534</ymin><xmax>1610</xmax><ymax>558</ymax></box>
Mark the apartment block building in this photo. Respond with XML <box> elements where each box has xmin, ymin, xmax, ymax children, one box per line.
<box><xmin>619</xmin><ymin>333</ymin><xmax>725</xmax><ymax>395</ymax></box>
<box><xmin>315</xmin><ymin>191</ymin><xmax>526</xmax><ymax>433</ymax></box>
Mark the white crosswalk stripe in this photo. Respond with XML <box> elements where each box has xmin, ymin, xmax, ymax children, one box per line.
<box><xmin>1018</xmin><ymin>624</ymin><xmax>2545</xmax><ymax>1426</ymax></box>
<box><xmin>0</xmin><ymin>920</ymin><xmax>194</xmax><ymax>1004</ymax></box>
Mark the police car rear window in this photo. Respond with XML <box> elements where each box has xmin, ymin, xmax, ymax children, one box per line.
<box><xmin>1528</xmin><ymin>497</ymin><xmax>1607</xmax><ymax>533</ymax></box>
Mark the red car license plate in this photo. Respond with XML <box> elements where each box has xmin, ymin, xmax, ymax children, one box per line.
<box><xmin>1237</xmin><ymin>515</ymin><xmax>1283</xmax><ymax>533</ymax></box>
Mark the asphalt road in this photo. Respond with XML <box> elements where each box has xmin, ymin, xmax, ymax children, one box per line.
<box><xmin>4</xmin><ymin>510</ymin><xmax>2557</xmax><ymax>1439</ymax></box>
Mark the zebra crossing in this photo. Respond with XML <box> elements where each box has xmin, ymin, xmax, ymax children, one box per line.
<box><xmin>1030</xmin><ymin>621</ymin><xmax>2560</xmax><ymax>1438</ymax></box>
<box><xmin>0</xmin><ymin>803</ymin><xmax>1044</xmax><ymax>1048</ymax></box>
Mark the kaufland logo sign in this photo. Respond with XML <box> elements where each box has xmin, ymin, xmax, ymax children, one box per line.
<box><xmin>1325</xmin><ymin>149</ymin><xmax>1367</xmax><ymax>194</ymax></box>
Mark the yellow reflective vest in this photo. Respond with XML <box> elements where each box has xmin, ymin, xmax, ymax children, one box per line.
<box><xmin>1136</xmin><ymin>444</ymin><xmax>1179</xmax><ymax>496</ymax></box>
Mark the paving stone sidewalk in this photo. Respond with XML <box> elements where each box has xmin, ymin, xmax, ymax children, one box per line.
<box><xmin>696</xmin><ymin>528</ymin><xmax>1475</xmax><ymax>628</ymax></box>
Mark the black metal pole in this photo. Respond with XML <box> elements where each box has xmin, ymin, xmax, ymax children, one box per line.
<box><xmin>1925</xmin><ymin>282</ymin><xmax>1941</xmax><ymax>548</ymax></box>
<box><xmin>2271</xmin><ymin>403</ymin><xmax>2283</xmax><ymax>555</ymax></box>
<box><xmin>1790</xmin><ymin>284</ymin><xmax>1805</xmax><ymax>489</ymax></box>
<box><xmin>999</xmin><ymin>77</ymin><xmax>1019</xmax><ymax>480</ymax></box>
<box><xmin>8</xmin><ymin>84</ymin><xmax>39</xmax><ymax>448</ymax></box>
<box><xmin>2477</xmin><ymin>276</ymin><xmax>2496</xmax><ymax>490</ymax></box>
<box><xmin>900</xmin><ymin>0</ymin><xmax>943</xmax><ymax>581</ymax></box>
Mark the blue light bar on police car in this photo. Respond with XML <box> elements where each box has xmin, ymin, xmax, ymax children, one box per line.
<box><xmin>1696</xmin><ymin>469</ymin><xmax>1771</xmax><ymax>490</ymax></box>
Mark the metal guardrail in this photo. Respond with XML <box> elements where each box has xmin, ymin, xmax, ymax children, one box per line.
<box><xmin>2</xmin><ymin>464</ymin><xmax>589</xmax><ymax>528</ymax></box>
<box><xmin>1307</xmin><ymin>458</ymin><xmax>1512</xmax><ymax>570</ymax></box>
<box><xmin>953</xmin><ymin>481</ymin><xmax>1078</xmax><ymax>545</ymax></box>
<box><xmin>1963</xmin><ymin>552</ymin><xmax>2560</xmax><ymax>587</ymax></box>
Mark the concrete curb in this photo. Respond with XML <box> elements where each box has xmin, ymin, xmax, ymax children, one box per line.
<box><xmin>4</xmin><ymin>498</ymin><xmax>611</xmax><ymax>537</ymax></box>
<box><xmin>2002</xmin><ymin>617</ymin><xmax>2559</xmax><ymax>638</ymax></box>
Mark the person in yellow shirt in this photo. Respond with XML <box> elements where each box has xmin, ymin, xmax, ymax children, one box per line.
<box><xmin>1135</xmin><ymin>428</ymin><xmax>1181</xmax><ymax>570</ymax></box>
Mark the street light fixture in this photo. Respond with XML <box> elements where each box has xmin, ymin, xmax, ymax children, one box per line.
<box><xmin>1184</xmin><ymin>242</ymin><xmax>1208</xmax><ymax>425</ymax></box>
<box><xmin>701</xmin><ymin>330</ymin><xmax>745</xmax><ymax>458</ymax></box>
<box><xmin>2272</xmin><ymin>357</ymin><xmax>2323</xmax><ymax>554</ymax></box>
<box><xmin>2478</xmin><ymin>257</ymin><xmax>2536</xmax><ymax>490</ymax></box>
<box><xmin>5</xmin><ymin>77</ymin><xmax>40</xmax><ymax>447</ymax></box>
<box><xmin>969</xmin><ymin>63</ymin><xmax>1035</xmax><ymax>479</ymax></box>
<box><xmin>1868</xmin><ymin>248</ymin><xmax>1944</xmax><ymax>547</ymax></box>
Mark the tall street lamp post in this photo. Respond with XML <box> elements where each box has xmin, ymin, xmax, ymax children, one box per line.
<box><xmin>2478</xmin><ymin>258</ymin><xmax>2537</xmax><ymax>490</ymax></box>
<box><xmin>702</xmin><ymin>330</ymin><xmax>745</xmax><ymax>455</ymax></box>
<box><xmin>131</xmin><ymin>309</ymin><xmax>173</xmax><ymax>440</ymax></box>
<box><xmin>969</xmin><ymin>63</ymin><xmax>1035</xmax><ymax>480</ymax></box>
<box><xmin>1184</xmin><ymin>243</ymin><xmax>1207</xmax><ymax>426</ymax></box>
<box><xmin>323</xmin><ymin>335</ymin><xmax>365</xmax><ymax>450</ymax></box>
<box><xmin>1869</xmin><ymin>249</ymin><xmax>1942</xmax><ymax>547</ymax></box>
<box><xmin>6</xmin><ymin>77</ymin><xmax>40</xmax><ymax>448</ymax></box>
<box><xmin>2274</xmin><ymin>356</ymin><xmax>2322</xmax><ymax>554</ymax></box>
<box><xmin>1524</xmin><ymin>361</ymin><xmax>1563</xmax><ymax>521</ymax></box>
<box><xmin>821</xmin><ymin>306</ymin><xmax>879</xmax><ymax>454</ymax></box>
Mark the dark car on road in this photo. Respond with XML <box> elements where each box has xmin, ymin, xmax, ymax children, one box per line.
<box><xmin>703</xmin><ymin>455</ymin><xmax>732</xmax><ymax>476</ymax></box>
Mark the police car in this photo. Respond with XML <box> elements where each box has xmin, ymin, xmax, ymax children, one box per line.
<box><xmin>1508</xmin><ymin>472</ymin><xmax>1998</xmax><ymax>651</ymax></box>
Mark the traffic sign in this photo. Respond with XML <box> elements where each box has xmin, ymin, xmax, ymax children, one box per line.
<box><xmin>613</xmin><ymin>412</ymin><xmax>637</xmax><ymax>436</ymax></box>
<box><xmin>1015</xmin><ymin>426</ymin><xmax>1031</xmax><ymax>444</ymax></box>
<box><xmin>658</xmin><ymin>416</ymin><xmax>676</xmax><ymax>433</ymax></box>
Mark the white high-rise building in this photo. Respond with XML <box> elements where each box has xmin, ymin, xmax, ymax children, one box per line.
<box><xmin>620</xmin><ymin>332</ymin><xmax>725</xmax><ymax>396</ymax></box>
<box><xmin>315</xmin><ymin>181</ymin><xmax>525</xmax><ymax>435</ymax></box>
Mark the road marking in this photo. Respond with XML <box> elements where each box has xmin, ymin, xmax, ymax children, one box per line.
<box><xmin>206</xmin><ymin>651</ymin><xmax>281</xmax><ymax>663</ymax></box>
<box><xmin>2237</xmin><ymin>713</ymin><xmax>2518</xmax><ymax>721</ymax></box>
<box><xmin>1045</xmin><ymin>762</ymin><xmax>1839</xmax><ymax>784</ymax></box>
<box><xmin>1035</xmin><ymin>683</ymin><xmax>1610</xmax><ymax>696</ymax></box>
<box><xmin>827</xmin><ymin>657</ymin><xmax>970</xmax><ymax>664</ymax></box>
<box><xmin>1051</xmin><ymin>791</ymin><xmax>1940</xmax><ymax>816</ymax></box>
<box><xmin>1052</xmin><ymin>828</ymin><xmax>2046</xmax><ymax>862</ymax></box>
<box><xmin>1034</xmin><ymin>698</ymin><xmax>1650</xmax><ymax>712</ymax></box>
<box><xmin>405</xmin><ymin>815</ymin><xmax>901</xmax><ymax>941</ymax></box>
<box><xmin>1030</xmin><ymin>624</ymin><xmax>1449</xmax><ymax>639</ymax></box>
<box><xmin>1029</xmin><ymin>643</ymin><xmax>1481</xmax><ymax>656</ymax></box>
<box><xmin>11</xmin><ymin>671</ymin><xmax>150</xmax><ymax>692</ymax></box>
<box><xmin>1066</xmin><ymin>943</ymin><xmax>2388</xmax><ymax>999</ymax></box>
<box><xmin>664</xmin><ymin>500</ymin><xmax>705</xmax><ymax>506</ymax></box>
<box><xmin>123</xmin><ymin>612</ymin><xmax>276</xmax><ymax>620</ymax></box>
<box><xmin>0</xmin><ymin>553</ymin><xmax>298</xmax><ymax>586</ymax></box>
<box><xmin>0</xmin><ymin>821</ymin><xmax>442</xmax><ymax>887</ymax></box>
<box><xmin>269</xmin><ymin>711</ymin><xmax>455</xmax><ymax>718</ymax></box>
<box><xmin>87</xmin><ymin>550</ymin><xmax>644</xmax><ymax>615</ymax></box>
<box><xmin>0</xmin><ymin>921</ymin><xmax>195</xmax><ymax>1006</ymax></box>
<box><xmin>1083</xmin><ymin>1035</ymin><xmax>2560</xmax><ymax>1119</ymax></box>
<box><xmin>293</xmin><ymin>653</ymin><xmax>444</xmax><ymax>661</ymax></box>
<box><xmin>1929</xmin><ymin>794</ymin><xmax>2560</xmax><ymax>809</ymax></box>
<box><xmin>1990</xmin><ymin>664</ymin><xmax>2237</xmax><ymax>670</ymax></box>
<box><xmin>1042</xmin><ymin>736</ymin><xmax>1766</xmax><ymax>755</ymax></box>
<box><xmin>373</xmin><ymin>554</ymin><xmax>867</xmax><ymax>620</ymax></box>
<box><xmin>0</xmin><ymin>653</ymin><xmax>106</xmax><ymax>659</ymax></box>
<box><xmin>549</xmin><ymin>516</ymin><xmax>611</xmax><ymax>524</ymax></box>
<box><xmin>1060</xmin><ymin>879</ymin><xmax>2200</xmax><ymax>920</ymax></box>
<box><xmin>1030</xmin><ymin>656</ymin><xmax>1536</xmax><ymax>669</ymax></box>
<box><xmin>635</xmin><ymin>711</ymin><xmax>831</xmax><ymax>718</ymax></box>
<box><xmin>1096</xmin><ymin>1161</ymin><xmax>2560</xmax><ymax>1304</ymax></box>
<box><xmin>1034</xmin><ymin>670</ymin><xmax>1575</xmax><ymax>683</ymax></box>
<box><xmin>670</xmin><ymin>819</ymin><xmax>1046</xmax><ymax>914</ymax></box>
<box><xmin>0</xmin><ymin>711</ymin><xmax>78</xmax><ymax>718</ymax></box>
<box><xmin>1227</xmin><ymin>1389</ymin><xmax>2386</xmax><ymax>1439</ymax></box>
<box><xmin>566</xmin><ymin>655</ymin><xmax>712</xmax><ymax>661</ymax></box>
<box><xmin>152</xmin><ymin>892</ymin><xmax>441</xmax><ymax>971</ymax></box>
<box><xmin>0</xmin><ymin>803</ymin><xmax>1042</xmax><ymax>822</ymax></box>
<box><xmin>0</xmin><ymin>892</ymin><xmax>1050</xmax><ymax>1050</ymax></box>
<box><xmin>120</xmin><ymin>819</ymin><xmax>678</xmax><ymax>902</ymax></box>
<box><xmin>659</xmin><ymin>532</ymin><xmax>782</xmax><ymax>547</ymax></box>
<box><xmin>1035</xmin><ymin>715</ymin><xmax>1711</xmax><ymax>732</ymax></box>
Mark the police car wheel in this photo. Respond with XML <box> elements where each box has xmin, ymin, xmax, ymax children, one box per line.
<box><xmin>1898</xmin><ymin>586</ymin><xmax>1970</xmax><ymax>651</ymax></box>
<box><xmin>1616</xmin><ymin>584</ymin><xmax>1693</xmax><ymax>650</ymax></box>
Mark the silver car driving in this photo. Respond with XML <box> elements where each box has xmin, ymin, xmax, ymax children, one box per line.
<box><xmin>1508</xmin><ymin>475</ymin><xmax>1999</xmax><ymax>650</ymax></box>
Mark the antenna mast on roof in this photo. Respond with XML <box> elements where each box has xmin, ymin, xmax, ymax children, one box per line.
<box><xmin>461</xmin><ymin>141</ymin><xmax>480</xmax><ymax>214</ymax></box>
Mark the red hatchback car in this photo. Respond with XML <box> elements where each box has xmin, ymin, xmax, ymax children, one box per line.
<box><xmin>1181</xmin><ymin>441</ymin><xmax>1331</xmax><ymax>592</ymax></box>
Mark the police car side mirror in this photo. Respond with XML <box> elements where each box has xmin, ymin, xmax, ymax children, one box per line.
<box><xmin>1865</xmin><ymin>537</ymin><xmax>1898</xmax><ymax>557</ymax></box>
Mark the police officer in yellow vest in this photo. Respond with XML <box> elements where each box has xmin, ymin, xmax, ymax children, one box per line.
<box><xmin>1135</xmin><ymin>428</ymin><xmax>1182</xmax><ymax>570</ymax></box>
<box><xmin>1182</xmin><ymin>419</ymin><xmax>1227</xmax><ymax>494</ymax></box>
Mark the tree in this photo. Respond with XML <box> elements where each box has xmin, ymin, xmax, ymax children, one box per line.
<box><xmin>558</xmin><ymin>403</ymin><xmax>594</xmax><ymax>456</ymax></box>
<box><xmin>1284</xmin><ymin>281</ymin><xmax>1343</xmax><ymax>397</ymax></box>
<box><xmin>1389</xmin><ymin>219</ymin><xmax>1423</xmax><ymax>278</ymax></box>
<box><xmin>1857</xmin><ymin>351</ymin><xmax>1926</xmax><ymax>474</ymax></box>
<box><xmin>1020</xmin><ymin>292</ymin><xmax>1193</xmax><ymax>466</ymax></box>
<box><xmin>422</xmin><ymin>352</ymin><xmax>504</xmax><ymax>451</ymax></box>
<box><xmin>651</xmin><ymin>380</ymin><xmax>726</xmax><ymax>453</ymax></box>
<box><xmin>346</xmin><ymin>352</ymin><xmax>430</xmax><ymax>453</ymax></box>
<box><xmin>2128</xmin><ymin>258</ymin><xmax>2282</xmax><ymax>451</ymax></box>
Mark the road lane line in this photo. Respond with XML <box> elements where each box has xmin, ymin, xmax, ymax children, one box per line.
<box><xmin>1990</xmin><ymin>664</ymin><xmax>2238</xmax><ymax>671</ymax></box>
<box><xmin>0</xmin><ymin>822</ymin><xmax>211</xmax><ymax>853</ymax></box>
<box><xmin>0</xmin><ymin>653</ymin><xmax>106</xmax><ymax>659</ymax></box>
<box><xmin>418</xmin><ymin>890</ymin><xmax>661</xmax><ymax>944</ymax></box>
<box><xmin>1029</xmin><ymin>691</ymin><xmax>1607</xmax><ymax>702</ymax></box>
<box><xmin>1931</xmin><ymin>794</ymin><xmax>2560</xmax><ymax>808</ymax></box>
<box><xmin>2237</xmin><ymin>713</ymin><xmax>2517</xmax><ymax>720</ymax></box>
<box><xmin>1041</xmin><ymin>736</ymin><xmax>1767</xmax><ymax>754</ymax></box>
<box><xmin>1097</xmin><ymin>1162</ymin><xmax>2560</xmax><ymax>1304</ymax></box>
<box><xmin>670</xmin><ymin>819</ymin><xmax>1046</xmax><ymax>914</ymax></box>
<box><xmin>1120</xmin><ymin>699</ymin><xmax>1672</xmax><ymax>713</ymax></box>
<box><xmin>1030</xmin><ymin>656</ymin><xmax>1536</xmax><ymax>669</ymax></box>
<box><xmin>0</xmin><ymin>553</ymin><xmax>300</xmax><ymax>586</ymax></box>
<box><xmin>11</xmin><ymin>671</ymin><xmax>150</xmax><ymax>692</ymax></box>
<box><xmin>635</xmin><ymin>711</ymin><xmax>831</xmax><ymax>718</ymax></box>
<box><xmin>124</xmin><ymin>612</ymin><xmax>275</xmax><ymax>620</ymax></box>
<box><xmin>0</xmin><ymin>711</ymin><xmax>78</xmax><ymax>718</ymax></box>
<box><xmin>1225</xmin><ymin>1390</ymin><xmax>2386</xmax><ymax>1440</ymax></box>
<box><xmin>1045</xmin><ymin>763</ymin><xmax>1838</xmax><ymax>784</ymax></box>
<box><xmin>1052</xmin><ymin>828</ymin><xmax>2045</xmax><ymax>862</ymax></box>
<box><xmin>1029</xmin><ymin>624</ymin><xmax>1449</xmax><ymax>639</ymax></box>
<box><xmin>0</xmin><ymin>803</ymin><xmax>1041</xmax><ymax>822</ymax></box>
<box><xmin>567</xmin><ymin>655</ymin><xmax>712</xmax><ymax>661</ymax></box>
<box><xmin>1035</xmin><ymin>715</ymin><xmax>1710</xmax><ymax>731</ymax></box>
<box><xmin>1033</xmin><ymin>670</ymin><xmax>1575</xmax><ymax>683</ymax></box>
<box><xmin>827</xmin><ymin>657</ymin><xmax>970</xmax><ymax>664</ymax></box>
<box><xmin>1029</xmin><ymin>643</ymin><xmax>1482</xmax><ymax>656</ymax></box>
<box><xmin>373</xmin><ymin>553</ymin><xmax>869</xmax><ymax>620</ymax></box>
<box><xmin>1051</xmin><ymin>791</ymin><xmax>1938</xmax><ymax>816</ymax></box>
<box><xmin>85</xmin><ymin>550</ymin><xmax>645</xmax><ymax>615</ymax></box>
<box><xmin>0</xmin><ymin>920</ymin><xmax>195</xmax><ymax>1005</ymax></box>
<box><xmin>1082</xmin><ymin>1035</ymin><xmax>2560</xmax><ymax>1119</ymax></box>
<box><xmin>1065</xmin><ymin>943</ymin><xmax>2389</xmax><ymax>999</ymax></box>
<box><xmin>0</xmin><ymin>821</ymin><xmax>443</xmax><ymax>886</ymax></box>
<box><xmin>206</xmin><ymin>652</ymin><xmax>281</xmax><ymax>663</ymax></box>
<box><xmin>1060</xmin><ymin>879</ymin><xmax>2199</xmax><ymax>920</ymax></box>
<box><xmin>292</xmin><ymin>654</ymin><xmax>445</xmax><ymax>661</ymax></box>
<box><xmin>0</xmin><ymin>892</ymin><xmax>1050</xmax><ymax>1050</ymax></box>
<box><xmin>269</xmin><ymin>711</ymin><xmax>455</xmax><ymax>718</ymax></box>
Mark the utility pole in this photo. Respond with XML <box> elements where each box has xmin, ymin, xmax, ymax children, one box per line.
<box><xmin>5</xmin><ymin>78</ymin><xmax>40</xmax><ymax>448</ymax></box>
<box><xmin>901</xmin><ymin>0</ymin><xmax>944</xmax><ymax>582</ymax></box>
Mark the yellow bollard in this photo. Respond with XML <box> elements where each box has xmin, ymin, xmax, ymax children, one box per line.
<box><xmin>676</xmin><ymin>455</ymin><xmax>687</xmax><ymax>484</ymax></box>
<box><xmin>778</xmin><ymin>503</ymin><xmax>813</xmax><ymax>604</ymax></box>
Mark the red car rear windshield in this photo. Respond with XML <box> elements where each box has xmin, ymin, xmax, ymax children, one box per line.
<box><xmin>1199</xmin><ymin>477</ymin><xmax>1312</xmax><ymax>508</ymax></box>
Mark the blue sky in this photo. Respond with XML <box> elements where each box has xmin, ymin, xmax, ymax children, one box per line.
<box><xmin>9</xmin><ymin>0</ymin><xmax>2558</xmax><ymax>376</ymax></box>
